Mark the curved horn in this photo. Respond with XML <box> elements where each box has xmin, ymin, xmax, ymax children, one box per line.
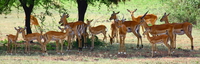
<box><xmin>141</xmin><ymin>11</ymin><xmax>149</xmax><ymax>19</ymax></box>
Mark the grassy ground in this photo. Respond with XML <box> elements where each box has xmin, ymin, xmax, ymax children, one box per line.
<box><xmin>0</xmin><ymin>0</ymin><xmax>200</xmax><ymax>64</ymax></box>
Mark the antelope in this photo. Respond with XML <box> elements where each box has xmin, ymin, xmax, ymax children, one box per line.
<box><xmin>28</xmin><ymin>15</ymin><xmax>42</xmax><ymax>32</ymax></box>
<box><xmin>143</xmin><ymin>30</ymin><xmax>171</xmax><ymax>57</ymax></box>
<box><xmin>160</xmin><ymin>13</ymin><xmax>193</xmax><ymax>50</ymax></box>
<box><xmin>109</xmin><ymin>11</ymin><xmax>143</xmax><ymax>49</ymax></box>
<box><xmin>6</xmin><ymin>27</ymin><xmax>21</xmax><ymax>54</ymax></box>
<box><xmin>139</xmin><ymin>11</ymin><xmax>175</xmax><ymax>52</ymax></box>
<box><xmin>109</xmin><ymin>11</ymin><xmax>120</xmax><ymax>44</ymax></box>
<box><xmin>86</xmin><ymin>19</ymin><xmax>107</xmax><ymax>50</ymax></box>
<box><xmin>115</xmin><ymin>18</ymin><xmax>127</xmax><ymax>54</ymax></box>
<box><xmin>19</xmin><ymin>27</ymin><xmax>43</xmax><ymax>54</ymax></box>
<box><xmin>127</xmin><ymin>9</ymin><xmax>157</xmax><ymax>34</ymax></box>
<box><xmin>59</xmin><ymin>13</ymin><xmax>88</xmax><ymax>50</ymax></box>
<box><xmin>42</xmin><ymin>26</ymin><xmax>71</xmax><ymax>54</ymax></box>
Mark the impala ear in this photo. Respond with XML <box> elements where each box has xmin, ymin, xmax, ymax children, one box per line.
<box><xmin>134</xmin><ymin>9</ymin><xmax>137</xmax><ymax>12</ymax></box>
<box><xmin>127</xmin><ymin>9</ymin><xmax>131</xmax><ymax>12</ymax></box>
<box><xmin>58</xmin><ymin>26</ymin><xmax>61</xmax><ymax>30</ymax></box>
<box><xmin>116</xmin><ymin>11</ymin><xmax>120</xmax><ymax>14</ymax></box>
<box><xmin>164</xmin><ymin>12</ymin><xmax>166</xmax><ymax>15</ymax></box>
<box><xmin>14</xmin><ymin>27</ymin><xmax>17</xmax><ymax>30</ymax></box>
<box><xmin>113</xmin><ymin>11</ymin><xmax>115</xmax><ymax>14</ymax></box>
<box><xmin>167</xmin><ymin>13</ymin><xmax>170</xmax><ymax>16</ymax></box>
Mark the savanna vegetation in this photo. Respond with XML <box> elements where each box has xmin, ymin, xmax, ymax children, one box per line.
<box><xmin>0</xmin><ymin>0</ymin><xmax>200</xmax><ymax>64</ymax></box>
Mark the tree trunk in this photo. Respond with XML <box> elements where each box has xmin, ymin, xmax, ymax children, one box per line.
<box><xmin>76</xmin><ymin>0</ymin><xmax>88</xmax><ymax>49</ymax></box>
<box><xmin>77</xmin><ymin>0</ymin><xmax>88</xmax><ymax>22</ymax></box>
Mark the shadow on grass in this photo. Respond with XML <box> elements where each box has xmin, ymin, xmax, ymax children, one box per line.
<box><xmin>0</xmin><ymin>40</ymin><xmax>200</xmax><ymax>59</ymax></box>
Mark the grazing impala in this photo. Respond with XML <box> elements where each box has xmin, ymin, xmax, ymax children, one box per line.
<box><xmin>143</xmin><ymin>30</ymin><xmax>171</xmax><ymax>57</ymax></box>
<box><xmin>127</xmin><ymin>9</ymin><xmax>157</xmax><ymax>34</ymax></box>
<box><xmin>160</xmin><ymin>13</ymin><xmax>193</xmax><ymax>50</ymax></box>
<box><xmin>109</xmin><ymin>11</ymin><xmax>143</xmax><ymax>49</ymax></box>
<box><xmin>6</xmin><ymin>27</ymin><xmax>21</xmax><ymax>54</ymax></box>
<box><xmin>42</xmin><ymin>26</ymin><xmax>71</xmax><ymax>54</ymax></box>
<box><xmin>28</xmin><ymin>15</ymin><xmax>42</xmax><ymax>32</ymax></box>
<box><xmin>86</xmin><ymin>19</ymin><xmax>107</xmax><ymax>50</ymax></box>
<box><xmin>139</xmin><ymin>11</ymin><xmax>175</xmax><ymax>51</ymax></box>
<box><xmin>59</xmin><ymin>13</ymin><xmax>88</xmax><ymax>50</ymax></box>
<box><xmin>19</xmin><ymin>27</ymin><xmax>43</xmax><ymax>54</ymax></box>
<box><xmin>115</xmin><ymin>18</ymin><xmax>127</xmax><ymax>54</ymax></box>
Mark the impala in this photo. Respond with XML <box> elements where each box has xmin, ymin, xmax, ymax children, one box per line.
<box><xmin>86</xmin><ymin>19</ymin><xmax>107</xmax><ymax>50</ymax></box>
<box><xmin>109</xmin><ymin>11</ymin><xmax>120</xmax><ymax>44</ymax></box>
<box><xmin>19</xmin><ymin>27</ymin><xmax>43</xmax><ymax>54</ymax></box>
<box><xmin>109</xmin><ymin>11</ymin><xmax>143</xmax><ymax>49</ymax></box>
<box><xmin>143</xmin><ymin>30</ymin><xmax>171</xmax><ymax>57</ymax></box>
<box><xmin>140</xmin><ymin>11</ymin><xmax>175</xmax><ymax>51</ymax></box>
<box><xmin>59</xmin><ymin>13</ymin><xmax>88</xmax><ymax>50</ymax></box>
<box><xmin>42</xmin><ymin>26</ymin><xmax>71</xmax><ymax>54</ymax></box>
<box><xmin>115</xmin><ymin>18</ymin><xmax>127</xmax><ymax>54</ymax></box>
<box><xmin>28</xmin><ymin>15</ymin><xmax>42</xmax><ymax>32</ymax></box>
<box><xmin>160</xmin><ymin>13</ymin><xmax>193</xmax><ymax>50</ymax></box>
<box><xmin>6</xmin><ymin>27</ymin><xmax>21</xmax><ymax>54</ymax></box>
<box><xmin>127</xmin><ymin>9</ymin><xmax>157</xmax><ymax>34</ymax></box>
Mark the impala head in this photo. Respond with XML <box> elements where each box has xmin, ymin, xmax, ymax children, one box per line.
<box><xmin>59</xmin><ymin>13</ymin><xmax>69</xmax><ymax>26</ymax></box>
<box><xmin>127</xmin><ymin>9</ymin><xmax>137</xmax><ymax>16</ymax></box>
<box><xmin>14</xmin><ymin>27</ymin><xmax>22</xmax><ymax>33</ymax></box>
<box><xmin>86</xmin><ymin>19</ymin><xmax>94</xmax><ymax>26</ymax></box>
<box><xmin>114</xmin><ymin>18</ymin><xmax>126</xmax><ymax>28</ymax></box>
<box><xmin>160</xmin><ymin>13</ymin><xmax>170</xmax><ymax>22</ymax></box>
<box><xmin>109</xmin><ymin>11</ymin><xmax>120</xmax><ymax>20</ymax></box>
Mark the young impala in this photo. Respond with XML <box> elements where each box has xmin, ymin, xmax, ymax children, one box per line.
<box><xmin>115</xmin><ymin>18</ymin><xmax>127</xmax><ymax>54</ymax></box>
<box><xmin>43</xmin><ymin>26</ymin><xmax>71</xmax><ymax>54</ymax></box>
<box><xmin>143</xmin><ymin>30</ymin><xmax>171</xmax><ymax>57</ymax></box>
<box><xmin>127</xmin><ymin>9</ymin><xmax>157</xmax><ymax>34</ymax></box>
<box><xmin>86</xmin><ymin>19</ymin><xmax>107</xmax><ymax>50</ymax></box>
<box><xmin>59</xmin><ymin>13</ymin><xmax>88</xmax><ymax>50</ymax></box>
<box><xmin>19</xmin><ymin>27</ymin><xmax>43</xmax><ymax>54</ymax></box>
<box><xmin>109</xmin><ymin>11</ymin><xmax>143</xmax><ymax>49</ymax></box>
<box><xmin>139</xmin><ymin>11</ymin><xmax>175</xmax><ymax>52</ymax></box>
<box><xmin>6</xmin><ymin>27</ymin><xmax>21</xmax><ymax>54</ymax></box>
<box><xmin>160</xmin><ymin>13</ymin><xmax>193</xmax><ymax>50</ymax></box>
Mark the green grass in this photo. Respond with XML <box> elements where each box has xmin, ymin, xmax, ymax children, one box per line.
<box><xmin>0</xmin><ymin>0</ymin><xmax>200</xmax><ymax>64</ymax></box>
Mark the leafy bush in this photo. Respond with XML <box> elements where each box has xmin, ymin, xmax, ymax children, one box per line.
<box><xmin>165</xmin><ymin>0</ymin><xmax>200</xmax><ymax>25</ymax></box>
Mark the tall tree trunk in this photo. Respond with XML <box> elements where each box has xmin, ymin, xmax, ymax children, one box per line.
<box><xmin>76</xmin><ymin>0</ymin><xmax>88</xmax><ymax>50</ymax></box>
<box><xmin>77</xmin><ymin>0</ymin><xmax>88</xmax><ymax>22</ymax></box>
<box><xmin>20</xmin><ymin>0</ymin><xmax>34</xmax><ymax>34</ymax></box>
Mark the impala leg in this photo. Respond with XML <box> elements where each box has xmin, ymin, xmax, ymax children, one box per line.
<box><xmin>103</xmin><ymin>31</ymin><xmax>107</xmax><ymax>42</ymax></box>
<box><xmin>91</xmin><ymin>35</ymin><xmax>95</xmax><ymax>50</ymax></box>
<box><xmin>55</xmin><ymin>40</ymin><xmax>60</xmax><ymax>54</ymax></box>
<box><xmin>185</xmin><ymin>31</ymin><xmax>193</xmax><ymax>50</ymax></box>
<box><xmin>123</xmin><ymin>36</ymin><xmax>126</xmax><ymax>54</ymax></box>
<box><xmin>60</xmin><ymin>40</ymin><xmax>64</xmax><ymax>54</ymax></box>
<box><xmin>151</xmin><ymin>44</ymin><xmax>155</xmax><ymax>57</ymax></box>
<box><xmin>164</xmin><ymin>39</ymin><xmax>171</xmax><ymax>56</ymax></box>
<box><xmin>67</xmin><ymin>36</ymin><xmax>71</xmax><ymax>51</ymax></box>
<box><xmin>7</xmin><ymin>40</ymin><xmax>10</xmax><ymax>53</ymax></box>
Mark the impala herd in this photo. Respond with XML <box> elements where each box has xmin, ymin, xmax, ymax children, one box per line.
<box><xmin>6</xmin><ymin>9</ymin><xmax>193</xmax><ymax>57</ymax></box>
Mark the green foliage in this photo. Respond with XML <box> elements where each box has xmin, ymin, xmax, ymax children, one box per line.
<box><xmin>165</xmin><ymin>0</ymin><xmax>200</xmax><ymax>25</ymax></box>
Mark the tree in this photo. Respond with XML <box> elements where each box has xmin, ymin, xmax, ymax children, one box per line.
<box><xmin>76</xmin><ymin>0</ymin><xmax>128</xmax><ymax>22</ymax></box>
<box><xmin>0</xmin><ymin>0</ymin><xmax>67</xmax><ymax>34</ymax></box>
<box><xmin>166</xmin><ymin>0</ymin><xmax>200</xmax><ymax>25</ymax></box>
